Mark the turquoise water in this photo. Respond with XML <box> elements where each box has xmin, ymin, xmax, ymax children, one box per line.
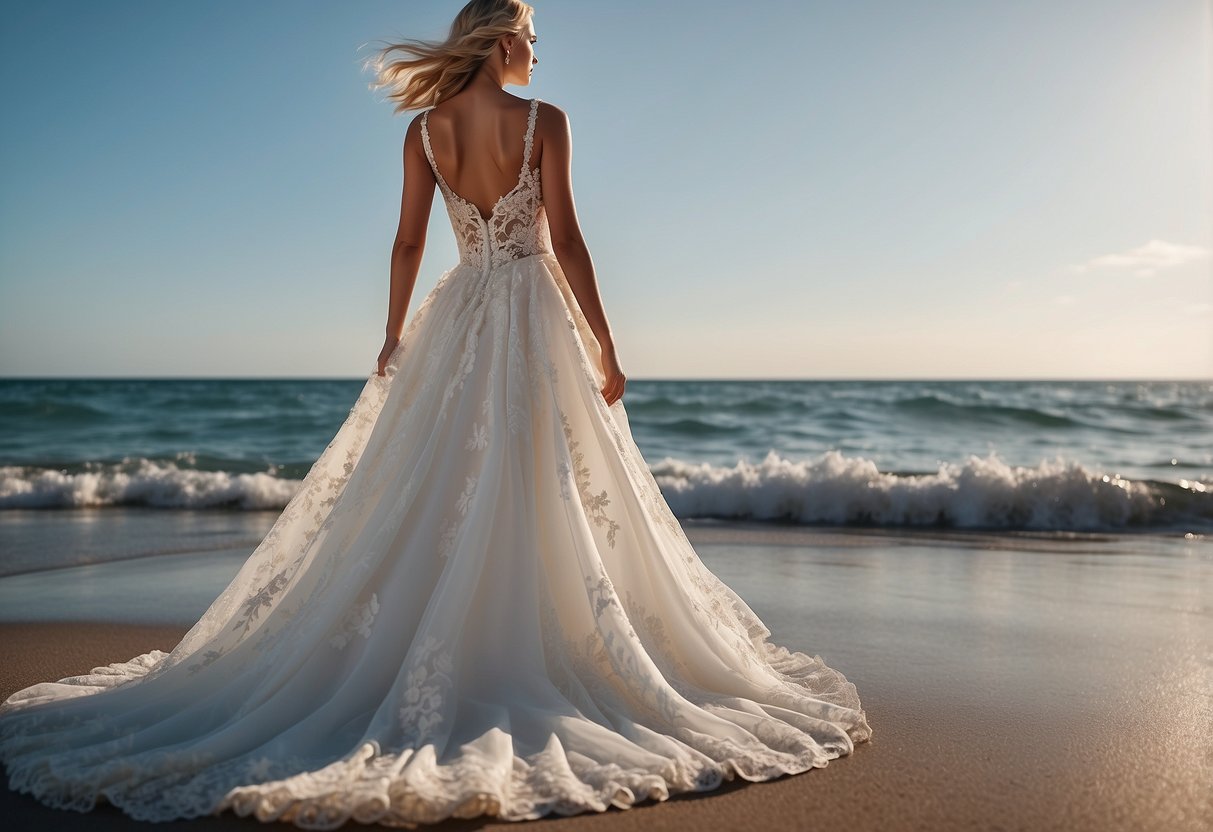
<box><xmin>1</xmin><ymin>378</ymin><xmax>1210</xmax><ymax>532</ymax></box>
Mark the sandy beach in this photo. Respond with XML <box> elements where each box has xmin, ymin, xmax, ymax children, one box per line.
<box><xmin>1</xmin><ymin>521</ymin><xmax>1209</xmax><ymax>830</ymax></box>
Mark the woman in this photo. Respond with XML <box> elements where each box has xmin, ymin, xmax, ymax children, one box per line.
<box><xmin>0</xmin><ymin>1</ymin><xmax>871</xmax><ymax>827</ymax></box>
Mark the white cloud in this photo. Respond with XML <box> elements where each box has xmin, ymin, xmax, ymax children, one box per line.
<box><xmin>1066</xmin><ymin>239</ymin><xmax>1210</xmax><ymax>278</ymax></box>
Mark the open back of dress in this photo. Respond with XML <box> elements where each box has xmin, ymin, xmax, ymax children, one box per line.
<box><xmin>422</xmin><ymin>98</ymin><xmax>553</xmax><ymax>276</ymax></box>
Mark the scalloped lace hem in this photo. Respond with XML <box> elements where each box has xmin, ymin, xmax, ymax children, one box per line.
<box><xmin>0</xmin><ymin>650</ymin><xmax>869</xmax><ymax>829</ymax></box>
<box><xmin>220</xmin><ymin>740</ymin><xmax>849</xmax><ymax>829</ymax></box>
<box><xmin>4</xmin><ymin>734</ymin><xmax>854</xmax><ymax>830</ymax></box>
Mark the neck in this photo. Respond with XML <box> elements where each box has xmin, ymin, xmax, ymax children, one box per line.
<box><xmin>467</xmin><ymin>61</ymin><xmax>507</xmax><ymax>93</ymax></box>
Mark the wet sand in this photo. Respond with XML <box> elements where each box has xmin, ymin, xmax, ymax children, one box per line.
<box><xmin>1</xmin><ymin>524</ymin><xmax>1210</xmax><ymax>830</ymax></box>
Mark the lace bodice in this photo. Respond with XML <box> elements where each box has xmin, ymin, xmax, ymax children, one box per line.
<box><xmin>421</xmin><ymin>97</ymin><xmax>553</xmax><ymax>275</ymax></box>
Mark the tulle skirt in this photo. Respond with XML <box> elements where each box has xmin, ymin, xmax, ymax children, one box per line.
<box><xmin>0</xmin><ymin>252</ymin><xmax>871</xmax><ymax>828</ymax></box>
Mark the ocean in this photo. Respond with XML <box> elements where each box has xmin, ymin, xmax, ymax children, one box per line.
<box><xmin>1</xmin><ymin>378</ymin><xmax>1210</xmax><ymax>535</ymax></box>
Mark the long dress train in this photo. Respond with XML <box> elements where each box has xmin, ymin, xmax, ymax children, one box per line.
<box><xmin>0</xmin><ymin>97</ymin><xmax>871</xmax><ymax>828</ymax></box>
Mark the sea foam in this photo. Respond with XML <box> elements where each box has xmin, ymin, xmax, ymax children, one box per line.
<box><xmin>0</xmin><ymin>458</ymin><xmax>296</xmax><ymax>511</ymax></box>
<box><xmin>651</xmin><ymin>450</ymin><xmax>1206</xmax><ymax>531</ymax></box>
<box><xmin>1</xmin><ymin>451</ymin><xmax>1207</xmax><ymax>531</ymax></box>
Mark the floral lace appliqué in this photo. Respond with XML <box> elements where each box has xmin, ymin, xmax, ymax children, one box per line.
<box><xmin>559</xmin><ymin>410</ymin><xmax>620</xmax><ymax>547</ymax></box>
<box><xmin>465</xmin><ymin>422</ymin><xmax>489</xmax><ymax>451</ymax></box>
<box><xmin>328</xmin><ymin>593</ymin><xmax>380</xmax><ymax>650</ymax></box>
<box><xmin>456</xmin><ymin>474</ymin><xmax>478</xmax><ymax>516</ymax></box>
<box><xmin>398</xmin><ymin>636</ymin><xmax>454</xmax><ymax>747</ymax></box>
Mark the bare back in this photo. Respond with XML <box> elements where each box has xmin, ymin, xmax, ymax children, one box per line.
<box><xmin>421</xmin><ymin>96</ymin><xmax>540</xmax><ymax>221</ymax></box>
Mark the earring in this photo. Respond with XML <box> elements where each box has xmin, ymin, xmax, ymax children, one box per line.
<box><xmin>505</xmin><ymin>48</ymin><xmax>511</xmax><ymax>65</ymax></box>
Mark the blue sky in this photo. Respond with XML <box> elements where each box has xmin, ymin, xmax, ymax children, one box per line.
<box><xmin>1</xmin><ymin>0</ymin><xmax>1209</xmax><ymax>379</ymax></box>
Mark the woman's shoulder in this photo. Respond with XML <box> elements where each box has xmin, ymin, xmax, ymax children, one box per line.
<box><xmin>534</xmin><ymin>100</ymin><xmax>570</xmax><ymax>136</ymax></box>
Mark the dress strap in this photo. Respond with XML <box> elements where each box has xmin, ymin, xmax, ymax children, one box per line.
<box><xmin>419</xmin><ymin>110</ymin><xmax>451</xmax><ymax>194</ymax></box>
<box><xmin>520</xmin><ymin>98</ymin><xmax>540</xmax><ymax>177</ymax></box>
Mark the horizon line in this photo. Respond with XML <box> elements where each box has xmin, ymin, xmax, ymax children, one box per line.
<box><xmin>1</xmin><ymin>375</ymin><xmax>1210</xmax><ymax>383</ymax></box>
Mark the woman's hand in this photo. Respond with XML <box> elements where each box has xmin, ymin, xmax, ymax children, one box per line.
<box><xmin>376</xmin><ymin>335</ymin><xmax>400</xmax><ymax>377</ymax></box>
<box><xmin>600</xmin><ymin>346</ymin><xmax>626</xmax><ymax>406</ymax></box>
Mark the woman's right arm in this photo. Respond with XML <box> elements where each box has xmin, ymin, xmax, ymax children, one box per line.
<box><xmin>538</xmin><ymin>103</ymin><xmax>627</xmax><ymax>406</ymax></box>
<box><xmin>378</xmin><ymin>114</ymin><xmax>436</xmax><ymax>376</ymax></box>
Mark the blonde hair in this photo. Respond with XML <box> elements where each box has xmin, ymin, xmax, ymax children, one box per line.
<box><xmin>364</xmin><ymin>0</ymin><xmax>535</xmax><ymax>114</ymax></box>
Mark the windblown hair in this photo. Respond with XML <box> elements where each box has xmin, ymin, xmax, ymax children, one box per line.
<box><xmin>364</xmin><ymin>0</ymin><xmax>535</xmax><ymax>113</ymax></box>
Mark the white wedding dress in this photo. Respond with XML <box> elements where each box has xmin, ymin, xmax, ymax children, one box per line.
<box><xmin>0</xmin><ymin>97</ymin><xmax>871</xmax><ymax>828</ymax></box>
